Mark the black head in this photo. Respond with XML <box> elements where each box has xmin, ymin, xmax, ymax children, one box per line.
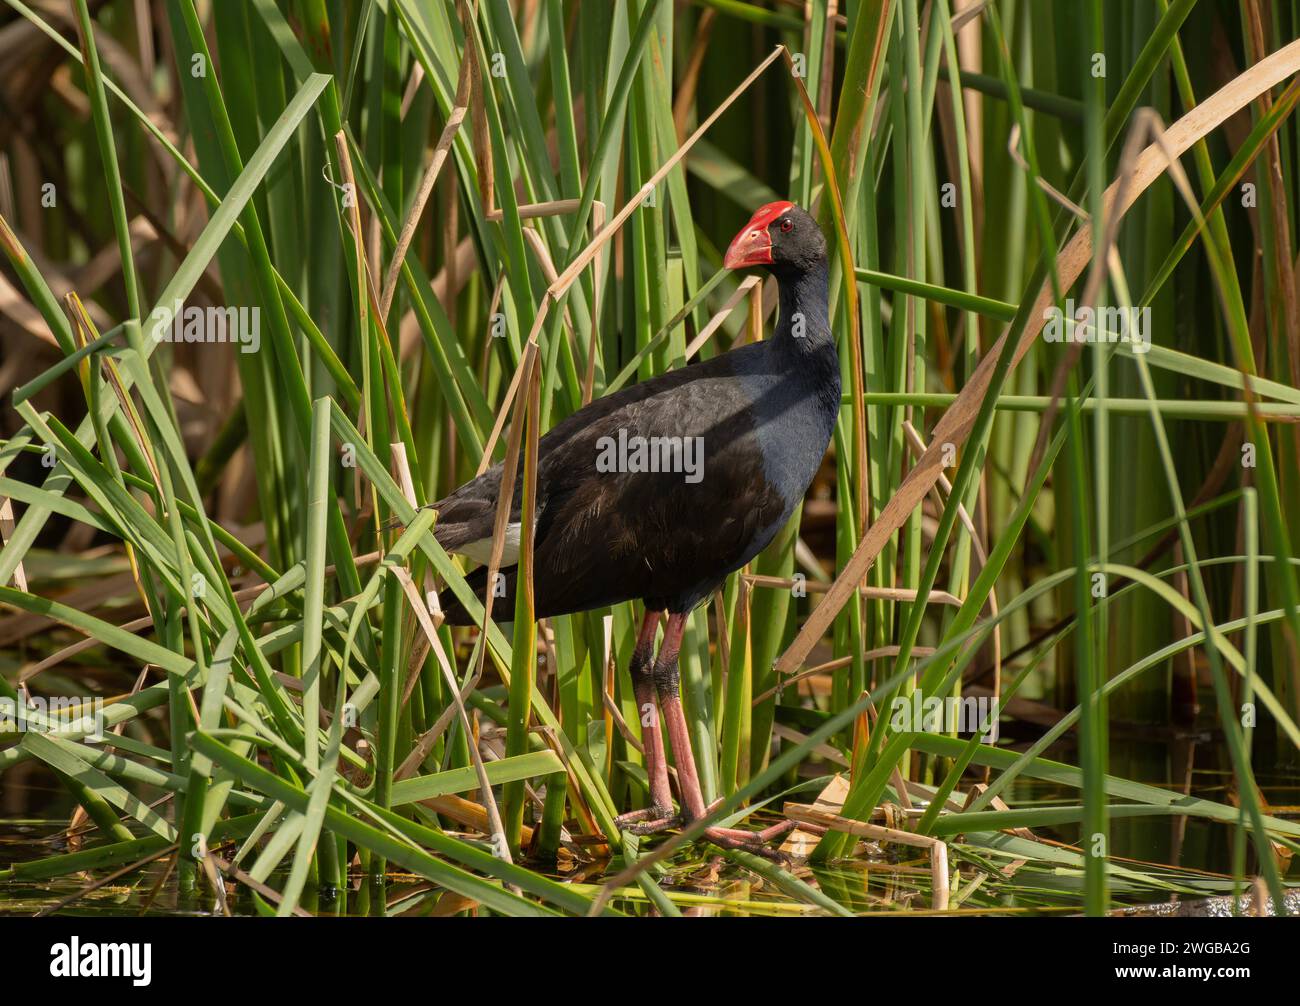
<box><xmin>723</xmin><ymin>202</ymin><xmax>827</xmax><ymax>278</ymax></box>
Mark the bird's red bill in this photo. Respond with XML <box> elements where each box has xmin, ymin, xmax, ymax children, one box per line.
<box><xmin>724</xmin><ymin>200</ymin><xmax>795</xmax><ymax>269</ymax></box>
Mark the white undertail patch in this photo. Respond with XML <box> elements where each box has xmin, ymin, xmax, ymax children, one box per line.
<box><xmin>456</xmin><ymin>522</ymin><xmax>522</xmax><ymax>566</ymax></box>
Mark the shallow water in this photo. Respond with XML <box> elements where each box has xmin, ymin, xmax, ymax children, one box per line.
<box><xmin>2</xmin><ymin>740</ymin><xmax>1297</xmax><ymax>917</ymax></box>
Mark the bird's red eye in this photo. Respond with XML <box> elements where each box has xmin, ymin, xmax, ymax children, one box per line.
<box><xmin>779</xmin><ymin>217</ymin><xmax>793</xmax><ymax>232</ymax></box>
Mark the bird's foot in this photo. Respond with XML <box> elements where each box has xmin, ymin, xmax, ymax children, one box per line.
<box><xmin>614</xmin><ymin>804</ymin><xmax>682</xmax><ymax>835</ymax></box>
<box><xmin>617</xmin><ymin>799</ymin><xmax>798</xmax><ymax>860</ymax></box>
<box><xmin>698</xmin><ymin>820</ymin><xmax>797</xmax><ymax>863</ymax></box>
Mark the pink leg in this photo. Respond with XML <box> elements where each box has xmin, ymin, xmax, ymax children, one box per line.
<box><xmin>655</xmin><ymin>613</ymin><xmax>708</xmax><ymax>821</ymax></box>
<box><xmin>615</xmin><ymin>610</ymin><xmax>678</xmax><ymax>833</ymax></box>
<box><xmin>654</xmin><ymin>613</ymin><xmax>789</xmax><ymax>862</ymax></box>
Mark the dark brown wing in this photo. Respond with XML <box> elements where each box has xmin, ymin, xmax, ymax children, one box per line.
<box><xmin>437</xmin><ymin>348</ymin><xmax>787</xmax><ymax>621</ymax></box>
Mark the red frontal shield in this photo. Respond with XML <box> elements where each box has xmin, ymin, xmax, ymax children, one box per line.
<box><xmin>724</xmin><ymin>200</ymin><xmax>795</xmax><ymax>269</ymax></box>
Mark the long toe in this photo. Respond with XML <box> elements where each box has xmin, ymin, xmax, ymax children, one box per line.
<box><xmin>702</xmin><ymin>819</ymin><xmax>797</xmax><ymax>845</ymax></box>
<box><xmin>626</xmin><ymin>815</ymin><xmax>684</xmax><ymax>835</ymax></box>
<box><xmin>614</xmin><ymin>805</ymin><xmax>682</xmax><ymax>835</ymax></box>
<box><xmin>689</xmin><ymin>805</ymin><xmax>798</xmax><ymax>859</ymax></box>
<box><xmin>700</xmin><ymin>825</ymin><xmax>793</xmax><ymax>863</ymax></box>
